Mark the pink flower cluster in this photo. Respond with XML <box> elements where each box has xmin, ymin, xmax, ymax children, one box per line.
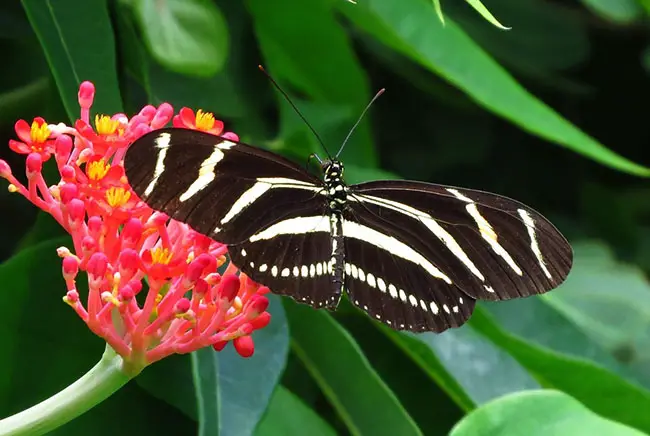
<box><xmin>0</xmin><ymin>81</ymin><xmax>272</xmax><ymax>370</ymax></box>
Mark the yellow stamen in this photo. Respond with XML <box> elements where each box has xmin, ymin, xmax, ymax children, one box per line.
<box><xmin>194</xmin><ymin>109</ymin><xmax>216</xmax><ymax>131</ymax></box>
<box><xmin>95</xmin><ymin>114</ymin><xmax>121</xmax><ymax>135</ymax></box>
<box><xmin>30</xmin><ymin>121</ymin><xmax>51</xmax><ymax>144</ymax></box>
<box><xmin>87</xmin><ymin>159</ymin><xmax>110</xmax><ymax>181</ymax></box>
<box><xmin>150</xmin><ymin>247</ymin><xmax>173</xmax><ymax>265</ymax></box>
<box><xmin>105</xmin><ymin>187</ymin><xmax>131</xmax><ymax>208</ymax></box>
<box><xmin>8</xmin><ymin>184</ymin><xmax>17</xmax><ymax>193</ymax></box>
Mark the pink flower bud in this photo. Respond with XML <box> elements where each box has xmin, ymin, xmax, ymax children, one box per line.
<box><xmin>118</xmin><ymin>249</ymin><xmax>139</xmax><ymax>274</ymax></box>
<box><xmin>60</xmin><ymin>165</ymin><xmax>75</xmax><ymax>181</ymax></box>
<box><xmin>193</xmin><ymin>278</ymin><xmax>209</xmax><ymax>295</ymax></box>
<box><xmin>87</xmin><ymin>216</ymin><xmax>102</xmax><ymax>238</ymax></box>
<box><xmin>247</xmin><ymin>295</ymin><xmax>269</xmax><ymax>319</ymax></box>
<box><xmin>218</xmin><ymin>274</ymin><xmax>240</xmax><ymax>302</ymax></box>
<box><xmin>137</xmin><ymin>105</ymin><xmax>156</xmax><ymax>121</ymax></box>
<box><xmin>87</xmin><ymin>252</ymin><xmax>108</xmax><ymax>283</ymax></box>
<box><xmin>119</xmin><ymin>284</ymin><xmax>135</xmax><ymax>301</ymax></box>
<box><xmin>0</xmin><ymin>159</ymin><xmax>11</xmax><ymax>178</ymax></box>
<box><xmin>25</xmin><ymin>153</ymin><xmax>42</xmax><ymax>177</ymax></box>
<box><xmin>121</xmin><ymin>218</ymin><xmax>143</xmax><ymax>245</ymax></box>
<box><xmin>59</xmin><ymin>183</ymin><xmax>78</xmax><ymax>204</ymax></box>
<box><xmin>174</xmin><ymin>298</ymin><xmax>191</xmax><ymax>314</ymax></box>
<box><xmin>62</xmin><ymin>256</ymin><xmax>80</xmax><ymax>281</ymax></box>
<box><xmin>67</xmin><ymin>199</ymin><xmax>85</xmax><ymax>226</ymax></box>
<box><xmin>55</xmin><ymin>135</ymin><xmax>72</xmax><ymax>161</ymax></box>
<box><xmin>212</xmin><ymin>341</ymin><xmax>228</xmax><ymax>352</ymax></box>
<box><xmin>78</xmin><ymin>81</ymin><xmax>95</xmax><ymax>109</ymax></box>
<box><xmin>233</xmin><ymin>335</ymin><xmax>255</xmax><ymax>358</ymax></box>
<box><xmin>81</xmin><ymin>236</ymin><xmax>97</xmax><ymax>256</ymax></box>
<box><xmin>222</xmin><ymin>132</ymin><xmax>240</xmax><ymax>142</ymax></box>
<box><xmin>250</xmin><ymin>312</ymin><xmax>271</xmax><ymax>330</ymax></box>
<box><xmin>66</xmin><ymin>290</ymin><xmax>80</xmax><ymax>303</ymax></box>
<box><xmin>152</xmin><ymin>103</ymin><xmax>174</xmax><ymax>129</ymax></box>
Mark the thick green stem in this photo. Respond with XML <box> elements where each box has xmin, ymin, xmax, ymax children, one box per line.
<box><xmin>0</xmin><ymin>345</ymin><xmax>135</xmax><ymax>436</ymax></box>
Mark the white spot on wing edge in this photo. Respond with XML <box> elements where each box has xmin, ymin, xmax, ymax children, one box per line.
<box><xmin>518</xmin><ymin>208</ymin><xmax>552</xmax><ymax>279</ymax></box>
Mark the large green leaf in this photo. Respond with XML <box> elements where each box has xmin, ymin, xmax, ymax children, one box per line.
<box><xmin>0</xmin><ymin>239</ymin><xmax>192</xmax><ymax>435</ymax></box>
<box><xmin>388</xmin><ymin>327</ymin><xmax>539</xmax><ymax>409</ymax></box>
<box><xmin>284</xmin><ymin>301</ymin><xmax>422</xmax><ymax>436</ymax></box>
<box><xmin>22</xmin><ymin>0</ymin><xmax>123</xmax><ymax>120</ymax></box>
<box><xmin>542</xmin><ymin>241</ymin><xmax>650</xmax><ymax>371</ymax></box>
<box><xmin>450</xmin><ymin>390</ymin><xmax>646</xmax><ymax>436</ymax></box>
<box><xmin>191</xmin><ymin>295</ymin><xmax>290</xmax><ymax>436</ymax></box>
<box><xmin>133</xmin><ymin>0</ymin><xmax>229</xmax><ymax>77</ymax></box>
<box><xmin>248</xmin><ymin>0</ymin><xmax>376</xmax><ymax>166</ymax></box>
<box><xmin>340</xmin><ymin>0</ymin><xmax>650</xmax><ymax>176</ymax></box>
<box><xmin>255</xmin><ymin>386</ymin><xmax>336</xmax><ymax>436</ymax></box>
<box><xmin>471</xmin><ymin>306</ymin><xmax>650</xmax><ymax>433</ymax></box>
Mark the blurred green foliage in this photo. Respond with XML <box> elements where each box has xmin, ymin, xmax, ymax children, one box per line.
<box><xmin>2</xmin><ymin>0</ymin><xmax>650</xmax><ymax>434</ymax></box>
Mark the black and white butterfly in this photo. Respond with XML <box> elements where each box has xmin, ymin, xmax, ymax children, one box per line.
<box><xmin>123</xmin><ymin>124</ymin><xmax>572</xmax><ymax>333</ymax></box>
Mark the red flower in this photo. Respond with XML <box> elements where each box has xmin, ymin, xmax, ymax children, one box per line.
<box><xmin>9</xmin><ymin>117</ymin><xmax>55</xmax><ymax>160</ymax></box>
<box><xmin>0</xmin><ymin>82</ymin><xmax>271</xmax><ymax>372</ymax></box>
<box><xmin>172</xmin><ymin>107</ymin><xmax>240</xmax><ymax>141</ymax></box>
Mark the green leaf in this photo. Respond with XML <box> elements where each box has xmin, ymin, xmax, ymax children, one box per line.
<box><xmin>580</xmin><ymin>0</ymin><xmax>643</xmax><ymax>24</ymax></box>
<box><xmin>387</xmin><ymin>326</ymin><xmax>539</xmax><ymax>410</ymax></box>
<box><xmin>464</xmin><ymin>0</ymin><xmax>511</xmax><ymax>30</ymax></box>
<box><xmin>340</xmin><ymin>0</ymin><xmax>650</xmax><ymax>176</ymax></box>
<box><xmin>0</xmin><ymin>238</ymin><xmax>193</xmax><ymax>434</ymax></box>
<box><xmin>450</xmin><ymin>390</ymin><xmax>646</xmax><ymax>436</ymax></box>
<box><xmin>248</xmin><ymin>0</ymin><xmax>376</xmax><ymax>166</ymax></box>
<box><xmin>285</xmin><ymin>300</ymin><xmax>422</xmax><ymax>436</ymax></box>
<box><xmin>133</xmin><ymin>0</ymin><xmax>229</xmax><ymax>77</ymax></box>
<box><xmin>22</xmin><ymin>0</ymin><xmax>123</xmax><ymax>121</ymax></box>
<box><xmin>255</xmin><ymin>386</ymin><xmax>336</xmax><ymax>436</ymax></box>
<box><xmin>192</xmin><ymin>295</ymin><xmax>289</xmax><ymax>436</ymax></box>
<box><xmin>471</xmin><ymin>306</ymin><xmax>650</xmax><ymax>433</ymax></box>
<box><xmin>543</xmin><ymin>241</ymin><xmax>650</xmax><ymax>364</ymax></box>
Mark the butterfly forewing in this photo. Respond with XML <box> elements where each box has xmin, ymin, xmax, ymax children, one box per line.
<box><xmin>349</xmin><ymin>180</ymin><xmax>572</xmax><ymax>302</ymax></box>
<box><xmin>124</xmin><ymin>128</ymin><xmax>323</xmax><ymax>244</ymax></box>
<box><xmin>124</xmin><ymin>127</ymin><xmax>573</xmax><ymax>333</ymax></box>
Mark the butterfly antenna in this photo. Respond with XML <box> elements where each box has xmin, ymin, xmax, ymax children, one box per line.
<box><xmin>258</xmin><ymin>65</ymin><xmax>331</xmax><ymax>159</ymax></box>
<box><xmin>336</xmin><ymin>88</ymin><xmax>385</xmax><ymax>158</ymax></box>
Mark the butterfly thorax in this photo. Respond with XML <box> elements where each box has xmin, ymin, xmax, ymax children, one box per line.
<box><xmin>322</xmin><ymin>159</ymin><xmax>347</xmax><ymax>213</ymax></box>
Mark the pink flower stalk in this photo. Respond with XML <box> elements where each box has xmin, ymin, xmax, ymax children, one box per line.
<box><xmin>0</xmin><ymin>81</ymin><xmax>271</xmax><ymax>371</ymax></box>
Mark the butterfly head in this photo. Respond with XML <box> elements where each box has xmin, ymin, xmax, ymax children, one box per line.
<box><xmin>322</xmin><ymin>159</ymin><xmax>344</xmax><ymax>184</ymax></box>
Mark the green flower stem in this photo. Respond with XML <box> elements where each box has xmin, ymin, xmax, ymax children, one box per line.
<box><xmin>0</xmin><ymin>345</ymin><xmax>135</xmax><ymax>436</ymax></box>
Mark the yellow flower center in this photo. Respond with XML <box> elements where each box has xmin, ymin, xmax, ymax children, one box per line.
<box><xmin>87</xmin><ymin>159</ymin><xmax>110</xmax><ymax>181</ymax></box>
<box><xmin>105</xmin><ymin>187</ymin><xmax>131</xmax><ymax>207</ymax></box>
<box><xmin>95</xmin><ymin>114</ymin><xmax>121</xmax><ymax>135</ymax></box>
<box><xmin>150</xmin><ymin>247</ymin><xmax>173</xmax><ymax>265</ymax></box>
<box><xmin>30</xmin><ymin>121</ymin><xmax>51</xmax><ymax>144</ymax></box>
<box><xmin>195</xmin><ymin>109</ymin><xmax>216</xmax><ymax>131</ymax></box>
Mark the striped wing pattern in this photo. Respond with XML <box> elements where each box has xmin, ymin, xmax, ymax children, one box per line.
<box><xmin>124</xmin><ymin>128</ymin><xmax>573</xmax><ymax>333</ymax></box>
